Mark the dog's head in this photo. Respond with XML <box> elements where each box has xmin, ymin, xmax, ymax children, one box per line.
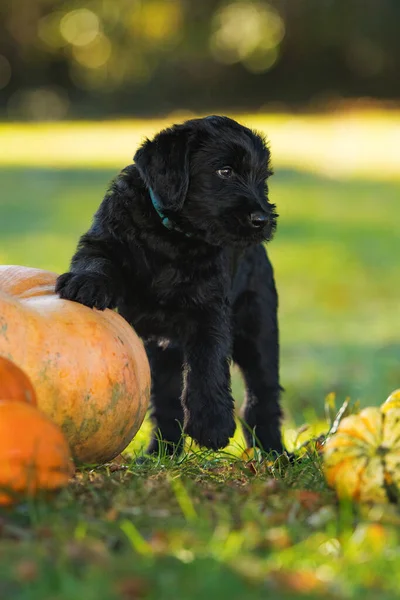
<box><xmin>134</xmin><ymin>115</ymin><xmax>277</xmax><ymax>247</ymax></box>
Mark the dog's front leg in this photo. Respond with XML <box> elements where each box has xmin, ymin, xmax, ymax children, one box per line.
<box><xmin>56</xmin><ymin>233</ymin><xmax>124</xmax><ymax>310</ymax></box>
<box><xmin>182</xmin><ymin>307</ymin><xmax>236</xmax><ymax>450</ymax></box>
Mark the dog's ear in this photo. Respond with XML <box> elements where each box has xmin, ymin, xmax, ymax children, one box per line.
<box><xmin>134</xmin><ymin>125</ymin><xmax>191</xmax><ymax>212</ymax></box>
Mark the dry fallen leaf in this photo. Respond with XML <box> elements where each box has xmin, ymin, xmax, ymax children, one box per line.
<box><xmin>115</xmin><ymin>576</ymin><xmax>149</xmax><ymax>599</ymax></box>
<box><xmin>14</xmin><ymin>559</ymin><xmax>38</xmax><ymax>582</ymax></box>
<box><xmin>265</xmin><ymin>526</ymin><xmax>292</xmax><ymax>550</ymax></box>
<box><xmin>149</xmin><ymin>530</ymin><xmax>169</xmax><ymax>554</ymax></box>
<box><xmin>295</xmin><ymin>490</ymin><xmax>324</xmax><ymax>511</ymax></box>
<box><xmin>65</xmin><ymin>540</ymin><xmax>109</xmax><ymax>566</ymax></box>
<box><xmin>269</xmin><ymin>568</ymin><xmax>327</xmax><ymax>594</ymax></box>
<box><xmin>241</xmin><ymin>448</ymin><xmax>270</xmax><ymax>476</ymax></box>
<box><xmin>109</xmin><ymin>463</ymin><xmax>128</xmax><ymax>473</ymax></box>
<box><xmin>241</xmin><ymin>448</ymin><xmax>263</xmax><ymax>462</ymax></box>
<box><xmin>105</xmin><ymin>507</ymin><xmax>119</xmax><ymax>522</ymax></box>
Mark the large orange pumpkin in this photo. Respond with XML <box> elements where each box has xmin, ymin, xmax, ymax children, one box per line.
<box><xmin>0</xmin><ymin>356</ymin><xmax>37</xmax><ymax>405</ymax></box>
<box><xmin>0</xmin><ymin>400</ymin><xmax>74</xmax><ymax>505</ymax></box>
<box><xmin>0</xmin><ymin>265</ymin><xmax>150</xmax><ymax>465</ymax></box>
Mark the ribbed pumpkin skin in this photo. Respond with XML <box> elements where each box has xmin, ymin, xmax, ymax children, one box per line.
<box><xmin>0</xmin><ymin>400</ymin><xmax>74</xmax><ymax>505</ymax></box>
<box><xmin>323</xmin><ymin>407</ymin><xmax>400</xmax><ymax>504</ymax></box>
<box><xmin>0</xmin><ymin>266</ymin><xmax>150</xmax><ymax>465</ymax></box>
<box><xmin>0</xmin><ymin>356</ymin><xmax>37</xmax><ymax>405</ymax></box>
<box><xmin>381</xmin><ymin>389</ymin><xmax>400</xmax><ymax>414</ymax></box>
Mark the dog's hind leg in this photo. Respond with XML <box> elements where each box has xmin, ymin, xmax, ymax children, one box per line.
<box><xmin>144</xmin><ymin>341</ymin><xmax>185</xmax><ymax>457</ymax></box>
<box><xmin>232</xmin><ymin>250</ymin><xmax>283</xmax><ymax>455</ymax></box>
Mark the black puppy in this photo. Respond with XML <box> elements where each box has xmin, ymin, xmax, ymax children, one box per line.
<box><xmin>56</xmin><ymin>116</ymin><xmax>283</xmax><ymax>456</ymax></box>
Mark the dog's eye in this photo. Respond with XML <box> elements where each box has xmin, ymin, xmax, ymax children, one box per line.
<box><xmin>216</xmin><ymin>167</ymin><xmax>234</xmax><ymax>179</ymax></box>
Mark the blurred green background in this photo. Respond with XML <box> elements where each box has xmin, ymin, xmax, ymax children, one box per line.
<box><xmin>1</xmin><ymin>0</ymin><xmax>400</xmax><ymax>118</ymax></box>
<box><xmin>0</xmin><ymin>0</ymin><xmax>399</xmax><ymax>433</ymax></box>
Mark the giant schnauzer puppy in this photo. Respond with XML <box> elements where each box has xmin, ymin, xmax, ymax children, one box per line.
<box><xmin>56</xmin><ymin>115</ymin><xmax>284</xmax><ymax>456</ymax></box>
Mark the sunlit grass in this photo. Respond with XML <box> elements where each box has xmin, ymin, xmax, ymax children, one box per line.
<box><xmin>1</xmin><ymin>109</ymin><xmax>399</xmax><ymax>180</ymax></box>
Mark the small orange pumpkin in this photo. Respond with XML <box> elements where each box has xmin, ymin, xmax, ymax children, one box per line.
<box><xmin>0</xmin><ymin>265</ymin><xmax>150</xmax><ymax>465</ymax></box>
<box><xmin>0</xmin><ymin>400</ymin><xmax>74</xmax><ymax>505</ymax></box>
<box><xmin>0</xmin><ymin>356</ymin><xmax>37</xmax><ymax>405</ymax></box>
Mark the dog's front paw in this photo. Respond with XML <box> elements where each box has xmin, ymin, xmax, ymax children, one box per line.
<box><xmin>184</xmin><ymin>400</ymin><xmax>236</xmax><ymax>450</ymax></box>
<box><xmin>56</xmin><ymin>272</ymin><xmax>115</xmax><ymax>310</ymax></box>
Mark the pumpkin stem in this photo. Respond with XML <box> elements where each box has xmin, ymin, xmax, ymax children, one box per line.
<box><xmin>376</xmin><ymin>445</ymin><xmax>389</xmax><ymax>457</ymax></box>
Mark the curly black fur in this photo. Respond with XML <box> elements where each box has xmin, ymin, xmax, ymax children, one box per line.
<box><xmin>56</xmin><ymin>115</ymin><xmax>284</xmax><ymax>455</ymax></box>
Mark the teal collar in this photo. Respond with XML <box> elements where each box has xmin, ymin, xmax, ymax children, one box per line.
<box><xmin>149</xmin><ymin>188</ymin><xmax>192</xmax><ymax>237</ymax></box>
<box><xmin>149</xmin><ymin>188</ymin><xmax>174</xmax><ymax>230</ymax></box>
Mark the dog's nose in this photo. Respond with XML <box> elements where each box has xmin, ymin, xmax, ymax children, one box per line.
<box><xmin>249</xmin><ymin>212</ymin><xmax>268</xmax><ymax>228</ymax></box>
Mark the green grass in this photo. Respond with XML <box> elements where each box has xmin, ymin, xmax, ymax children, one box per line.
<box><xmin>1</xmin><ymin>120</ymin><xmax>400</xmax><ymax>599</ymax></box>
<box><xmin>1</xmin><ymin>166</ymin><xmax>398</xmax><ymax>424</ymax></box>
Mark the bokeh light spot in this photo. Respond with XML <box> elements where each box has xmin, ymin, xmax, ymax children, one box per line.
<box><xmin>38</xmin><ymin>12</ymin><xmax>67</xmax><ymax>49</ymax></box>
<box><xmin>243</xmin><ymin>47</ymin><xmax>279</xmax><ymax>73</ymax></box>
<box><xmin>139</xmin><ymin>1</ymin><xmax>182</xmax><ymax>42</ymax></box>
<box><xmin>7</xmin><ymin>86</ymin><xmax>69</xmax><ymax>121</ymax></box>
<box><xmin>126</xmin><ymin>0</ymin><xmax>182</xmax><ymax>50</ymax></box>
<box><xmin>73</xmin><ymin>33</ymin><xmax>112</xmax><ymax>69</ymax></box>
<box><xmin>210</xmin><ymin>1</ymin><xmax>284</xmax><ymax>71</ymax></box>
<box><xmin>60</xmin><ymin>9</ymin><xmax>100</xmax><ymax>47</ymax></box>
